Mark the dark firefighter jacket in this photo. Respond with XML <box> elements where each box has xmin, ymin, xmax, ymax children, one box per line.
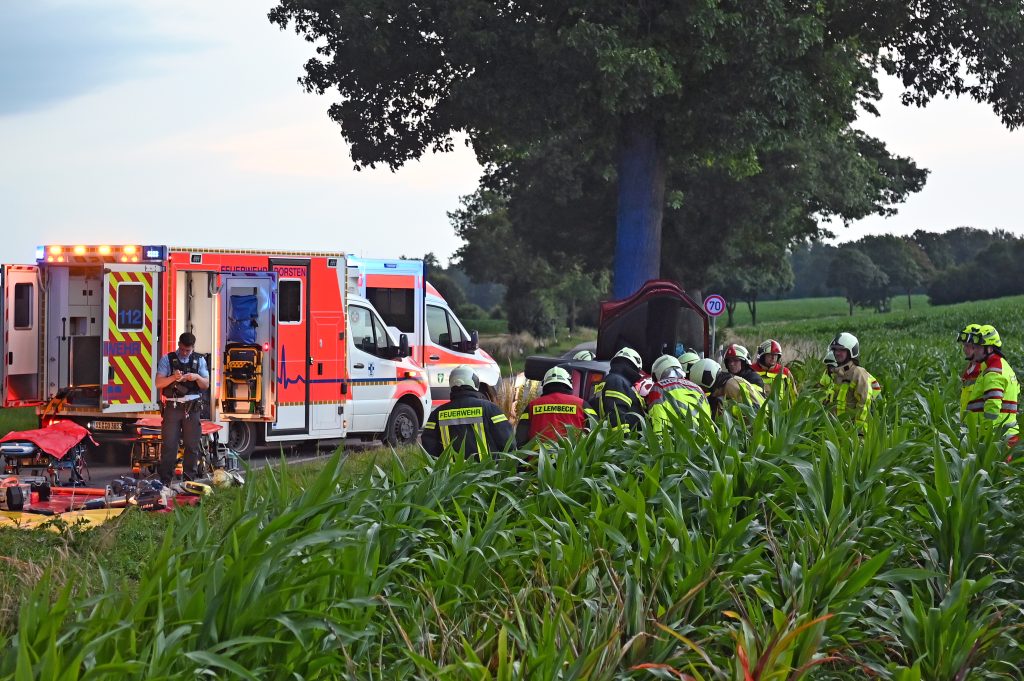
<box><xmin>422</xmin><ymin>387</ymin><xmax>514</xmax><ymax>460</ymax></box>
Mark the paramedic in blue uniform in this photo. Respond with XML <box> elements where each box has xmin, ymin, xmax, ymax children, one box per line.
<box><xmin>155</xmin><ymin>332</ymin><xmax>210</xmax><ymax>483</ymax></box>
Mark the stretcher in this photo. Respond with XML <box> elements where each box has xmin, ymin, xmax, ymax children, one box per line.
<box><xmin>129</xmin><ymin>417</ymin><xmax>224</xmax><ymax>478</ymax></box>
<box><xmin>0</xmin><ymin>421</ymin><xmax>95</xmax><ymax>485</ymax></box>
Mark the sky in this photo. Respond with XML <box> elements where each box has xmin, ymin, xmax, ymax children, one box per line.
<box><xmin>1</xmin><ymin>0</ymin><xmax>1023</xmax><ymax>267</ymax></box>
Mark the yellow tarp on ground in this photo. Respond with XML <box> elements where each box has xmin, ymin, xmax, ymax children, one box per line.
<box><xmin>0</xmin><ymin>507</ymin><xmax>126</xmax><ymax>530</ymax></box>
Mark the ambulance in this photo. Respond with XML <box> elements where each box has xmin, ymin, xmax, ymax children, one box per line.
<box><xmin>0</xmin><ymin>245</ymin><xmax>432</xmax><ymax>457</ymax></box>
<box><xmin>346</xmin><ymin>256</ymin><xmax>501</xmax><ymax>403</ymax></box>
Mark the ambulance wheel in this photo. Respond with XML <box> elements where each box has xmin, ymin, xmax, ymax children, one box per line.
<box><xmin>227</xmin><ymin>422</ymin><xmax>257</xmax><ymax>459</ymax></box>
<box><xmin>383</xmin><ymin>404</ymin><xmax>419</xmax><ymax>447</ymax></box>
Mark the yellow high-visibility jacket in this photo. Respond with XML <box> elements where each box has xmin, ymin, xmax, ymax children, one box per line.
<box><xmin>752</xmin><ymin>362</ymin><xmax>798</xmax><ymax>404</ymax></box>
<box><xmin>711</xmin><ymin>375</ymin><xmax>765</xmax><ymax>422</ymax></box>
<box><xmin>646</xmin><ymin>377</ymin><xmax>712</xmax><ymax>432</ymax></box>
<box><xmin>961</xmin><ymin>353</ymin><xmax>1020</xmax><ymax>441</ymax></box>
<box><xmin>831</xmin><ymin>363</ymin><xmax>879</xmax><ymax>430</ymax></box>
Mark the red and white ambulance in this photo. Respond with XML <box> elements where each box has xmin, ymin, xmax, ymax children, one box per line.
<box><xmin>1</xmin><ymin>245</ymin><xmax>431</xmax><ymax>456</ymax></box>
<box><xmin>346</xmin><ymin>256</ymin><xmax>501</xmax><ymax>404</ymax></box>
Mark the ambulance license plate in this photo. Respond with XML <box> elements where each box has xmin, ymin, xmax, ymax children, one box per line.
<box><xmin>92</xmin><ymin>421</ymin><xmax>122</xmax><ymax>432</ymax></box>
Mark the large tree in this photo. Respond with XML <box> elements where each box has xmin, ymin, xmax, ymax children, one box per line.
<box><xmin>271</xmin><ymin>1</ymin><xmax>1024</xmax><ymax>297</ymax></box>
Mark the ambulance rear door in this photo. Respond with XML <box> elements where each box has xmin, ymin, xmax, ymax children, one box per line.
<box><xmin>2</xmin><ymin>264</ymin><xmax>42</xmax><ymax>407</ymax></box>
<box><xmin>100</xmin><ymin>264</ymin><xmax>162</xmax><ymax>413</ymax></box>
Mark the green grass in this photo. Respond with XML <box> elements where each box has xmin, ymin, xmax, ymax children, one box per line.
<box><xmin>0</xmin><ymin>407</ymin><xmax>37</xmax><ymax>437</ymax></box>
<box><xmin>725</xmin><ymin>293</ymin><xmax>930</xmax><ymax>327</ymax></box>
<box><xmin>462</xmin><ymin>317</ymin><xmax>509</xmax><ymax>334</ymax></box>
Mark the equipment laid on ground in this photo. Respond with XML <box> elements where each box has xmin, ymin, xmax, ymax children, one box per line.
<box><xmin>130</xmin><ymin>417</ymin><xmax>224</xmax><ymax>479</ymax></box>
<box><xmin>0</xmin><ymin>421</ymin><xmax>93</xmax><ymax>485</ymax></box>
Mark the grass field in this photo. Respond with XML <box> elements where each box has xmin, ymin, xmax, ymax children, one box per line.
<box><xmin>725</xmin><ymin>293</ymin><xmax>930</xmax><ymax>327</ymax></box>
<box><xmin>3</xmin><ymin>297</ymin><xmax>1024</xmax><ymax>678</ymax></box>
<box><xmin>0</xmin><ymin>407</ymin><xmax>37</xmax><ymax>437</ymax></box>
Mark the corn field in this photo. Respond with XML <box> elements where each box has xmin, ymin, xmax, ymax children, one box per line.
<box><xmin>3</xmin><ymin>297</ymin><xmax>1024</xmax><ymax>679</ymax></box>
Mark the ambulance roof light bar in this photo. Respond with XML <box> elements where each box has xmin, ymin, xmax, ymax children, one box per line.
<box><xmin>36</xmin><ymin>245</ymin><xmax>166</xmax><ymax>264</ymax></box>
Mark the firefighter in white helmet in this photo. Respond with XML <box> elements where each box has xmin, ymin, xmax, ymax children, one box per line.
<box><xmin>588</xmin><ymin>346</ymin><xmax>646</xmax><ymax>430</ymax></box>
<box><xmin>422</xmin><ymin>366</ymin><xmax>514</xmax><ymax>459</ymax></box>
<box><xmin>646</xmin><ymin>355</ymin><xmax>712</xmax><ymax>433</ymax></box>
<box><xmin>829</xmin><ymin>333</ymin><xmax>881</xmax><ymax>432</ymax></box>
<box><xmin>689</xmin><ymin>357</ymin><xmax>764</xmax><ymax>423</ymax></box>
<box><xmin>516</xmin><ymin>365</ymin><xmax>595</xmax><ymax>447</ymax></box>
<box><xmin>722</xmin><ymin>344</ymin><xmax>767</xmax><ymax>397</ymax></box>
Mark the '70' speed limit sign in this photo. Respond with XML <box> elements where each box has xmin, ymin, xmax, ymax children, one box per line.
<box><xmin>703</xmin><ymin>294</ymin><xmax>726</xmax><ymax>317</ymax></box>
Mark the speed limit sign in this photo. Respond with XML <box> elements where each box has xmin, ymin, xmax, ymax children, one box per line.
<box><xmin>703</xmin><ymin>294</ymin><xmax>726</xmax><ymax>317</ymax></box>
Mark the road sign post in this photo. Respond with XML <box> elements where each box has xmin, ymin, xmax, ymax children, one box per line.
<box><xmin>703</xmin><ymin>294</ymin><xmax>726</xmax><ymax>357</ymax></box>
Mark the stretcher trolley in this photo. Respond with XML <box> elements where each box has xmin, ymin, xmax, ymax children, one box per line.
<box><xmin>129</xmin><ymin>417</ymin><xmax>225</xmax><ymax>479</ymax></box>
<box><xmin>0</xmin><ymin>421</ymin><xmax>93</xmax><ymax>485</ymax></box>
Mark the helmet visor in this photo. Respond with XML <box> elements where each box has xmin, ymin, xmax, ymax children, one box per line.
<box><xmin>957</xmin><ymin>330</ymin><xmax>982</xmax><ymax>344</ymax></box>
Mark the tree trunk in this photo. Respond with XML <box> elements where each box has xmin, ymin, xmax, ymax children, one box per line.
<box><xmin>746</xmin><ymin>299</ymin><xmax>758</xmax><ymax>326</ymax></box>
<box><xmin>726</xmin><ymin>302</ymin><xmax>736</xmax><ymax>327</ymax></box>
<box><xmin>907</xmin><ymin>290</ymin><xmax>912</xmax><ymax>309</ymax></box>
<box><xmin>568</xmin><ymin>299</ymin><xmax>577</xmax><ymax>333</ymax></box>
<box><xmin>848</xmin><ymin>299</ymin><xmax>854</xmax><ymax>316</ymax></box>
<box><xmin>612</xmin><ymin>113</ymin><xmax>665</xmax><ymax>299</ymax></box>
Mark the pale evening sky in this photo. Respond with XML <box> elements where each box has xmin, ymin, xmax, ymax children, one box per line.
<box><xmin>2</xmin><ymin>0</ymin><xmax>1023</xmax><ymax>268</ymax></box>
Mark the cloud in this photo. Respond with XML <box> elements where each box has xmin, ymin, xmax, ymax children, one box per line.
<box><xmin>0</xmin><ymin>1</ymin><xmax>196</xmax><ymax>116</ymax></box>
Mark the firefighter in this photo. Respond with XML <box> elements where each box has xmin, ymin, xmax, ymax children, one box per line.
<box><xmin>516</xmin><ymin>366</ymin><xmax>594</xmax><ymax>446</ymax></box>
<box><xmin>752</xmin><ymin>339</ymin><xmax>798</xmax><ymax>404</ymax></box>
<box><xmin>957</xmin><ymin>324</ymin><xmax>1020</xmax><ymax>449</ymax></box>
<box><xmin>689</xmin><ymin>357</ymin><xmax>764</xmax><ymax>422</ymax></box>
<box><xmin>422</xmin><ymin>366</ymin><xmax>514</xmax><ymax>459</ymax></box>
<box><xmin>722</xmin><ymin>344</ymin><xmax>767</xmax><ymax>396</ymax></box>
<box><xmin>589</xmin><ymin>347</ymin><xmax>646</xmax><ymax>430</ymax></box>
<box><xmin>572</xmin><ymin>350</ymin><xmax>596</xmax><ymax>361</ymax></box>
<box><xmin>829</xmin><ymin>332</ymin><xmax>878</xmax><ymax>431</ymax></box>
<box><xmin>957</xmin><ymin>323</ymin><xmax>983</xmax><ymax>417</ymax></box>
<box><xmin>677</xmin><ymin>351</ymin><xmax>701</xmax><ymax>377</ymax></box>
<box><xmin>646</xmin><ymin>355</ymin><xmax>712</xmax><ymax>433</ymax></box>
<box><xmin>155</xmin><ymin>332</ymin><xmax>210</xmax><ymax>484</ymax></box>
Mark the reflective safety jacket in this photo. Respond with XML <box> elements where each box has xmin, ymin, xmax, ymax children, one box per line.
<box><xmin>819</xmin><ymin>370</ymin><xmax>835</xmax><ymax>404</ymax></box>
<box><xmin>961</xmin><ymin>353</ymin><xmax>1020</xmax><ymax>441</ymax></box>
<box><xmin>960</xmin><ymin>361</ymin><xmax>981</xmax><ymax>417</ymax></box>
<box><xmin>516</xmin><ymin>390</ymin><xmax>594</xmax><ymax>446</ymax></box>
<box><xmin>737</xmin><ymin>366</ymin><xmax>767</xmax><ymax>397</ymax></box>
<box><xmin>422</xmin><ymin>388</ymin><xmax>514</xmax><ymax>459</ymax></box>
<box><xmin>831</xmin><ymin>363</ymin><xmax>878</xmax><ymax>430</ymax></box>
<box><xmin>751</xmin><ymin>361</ymin><xmax>798</xmax><ymax>404</ymax></box>
<box><xmin>711</xmin><ymin>375</ymin><xmax>765</xmax><ymax>421</ymax></box>
<box><xmin>589</xmin><ymin>371</ymin><xmax>646</xmax><ymax>430</ymax></box>
<box><xmin>646</xmin><ymin>377</ymin><xmax>712</xmax><ymax>433</ymax></box>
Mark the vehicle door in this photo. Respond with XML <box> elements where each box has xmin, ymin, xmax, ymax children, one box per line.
<box><xmin>100</xmin><ymin>264</ymin><xmax>161</xmax><ymax>413</ymax></box>
<box><xmin>347</xmin><ymin>303</ymin><xmax>396</xmax><ymax>433</ymax></box>
<box><xmin>423</xmin><ymin>303</ymin><xmax>479</xmax><ymax>403</ymax></box>
<box><xmin>2</xmin><ymin>265</ymin><xmax>42</xmax><ymax>407</ymax></box>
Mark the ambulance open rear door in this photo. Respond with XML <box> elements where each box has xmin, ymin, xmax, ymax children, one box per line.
<box><xmin>2</xmin><ymin>265</ymin><xmax>42</xmax><ymax>407</ymax></box>
<box><xmin>100</xmin><ymin>264</ymin><xmax>161</xmax><ymax>413</ymax></box>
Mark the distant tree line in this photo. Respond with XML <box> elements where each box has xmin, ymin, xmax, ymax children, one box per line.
<box><xmin>783</xmin><ymin>227</ymin><xmax>1022</xmax><ymax>318</ymax></box>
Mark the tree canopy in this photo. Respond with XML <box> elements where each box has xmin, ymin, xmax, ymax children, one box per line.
<box><xmin>271</xmin><ymin>0</ymin><xmax>1024</xmax><ymax>299</ymax></box>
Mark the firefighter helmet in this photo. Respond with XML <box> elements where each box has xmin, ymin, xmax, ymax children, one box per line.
<box><xmin>449</xmin><ymin>365</ymin><xmax>481</xmax><ymax>390</ymax></box>
<box><xmin>823</xmin><ymin>349</ymin><xmax>838</xmax><ymax>368</ymax></box>
<box><xmin>652</xmin><ymin>355</ymin><xmax>683</xmax><ymax>381</ymax></box>
<box><xmin>723</xmin><ymin>344</ymin><xmax>751</xmax><ymax>363</ymax></box>
<box><xmin>757</xmin><ymin>339</ymin><xmax>783</xmax><ymax>361</ymax></box>
<box><xmin>542</xmin><ymin>366</ymin><xmax>572</xmax><ymax>389</ymax></box>
<box><xmin>678</xmin><ymin>351</ymin><xmax>701</xmax><ymax>373</ymax></box>
<box><xmin>956</xmin><ymin>323</ymin><xmax>982</xmax><ymax>344</ymax></box>
<box><xmin>829</xmin><ymin>333</ymin><xmax>860</xmax><ymax>361</ymax></box>
<box><xmin>689</xmin><ymin>358</ymin><xmax>721</xmax><ymax>390</ymax></box>
<box><xmin>613</xmin><ymin>347</ymin><xmax>643</xmax><ymax>371</ymax></box>
<box><xmin>572</xmin><ymin>349</ymin><xmax>596</xmax><ymax>361</ymax></box>
<box><xmin>978</xmin><ymin>324</ymin><xmax>1002</xmax><ymax>348</ymax></box>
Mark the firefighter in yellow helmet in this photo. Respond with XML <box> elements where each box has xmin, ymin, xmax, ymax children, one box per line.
<box><xmin>957</xmin><ymin>324</ymin><xmax>1020</xmax><ymax>451</ymax></box>
<box><xmin>689</xmin><ymin>357</ymin><xmax>764</xmax><ymax>423</ymax></box>
<box><xmin>828</xmin><ymin>332</ymin><xmax>880</xmax><ymax>432</ymax></box>
<box><xmin>751</xmin><ymin>339</ymin><xmax>798</xmax><ymax>404</ymax></box>
<box><xmin>645</xmin><ymin>355</ymin><xmax>712</xmax><ymax>433</ymax></box>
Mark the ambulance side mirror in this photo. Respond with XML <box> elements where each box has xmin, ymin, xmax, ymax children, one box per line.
<box><xmin>469</xmin><ymin>329</ymin><xmax>479</xmax><ymax>352</ymax></box>
<box><xmin>398</xmin><ymin>334</ymin><xmax>410</xmax><ymax>358</ymax></box>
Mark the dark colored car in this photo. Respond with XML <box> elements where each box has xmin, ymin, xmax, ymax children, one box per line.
<box><xmin>524</xmin><ymin>280</ymin><xmax>710</xmax><ymax>400</ymax></box>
